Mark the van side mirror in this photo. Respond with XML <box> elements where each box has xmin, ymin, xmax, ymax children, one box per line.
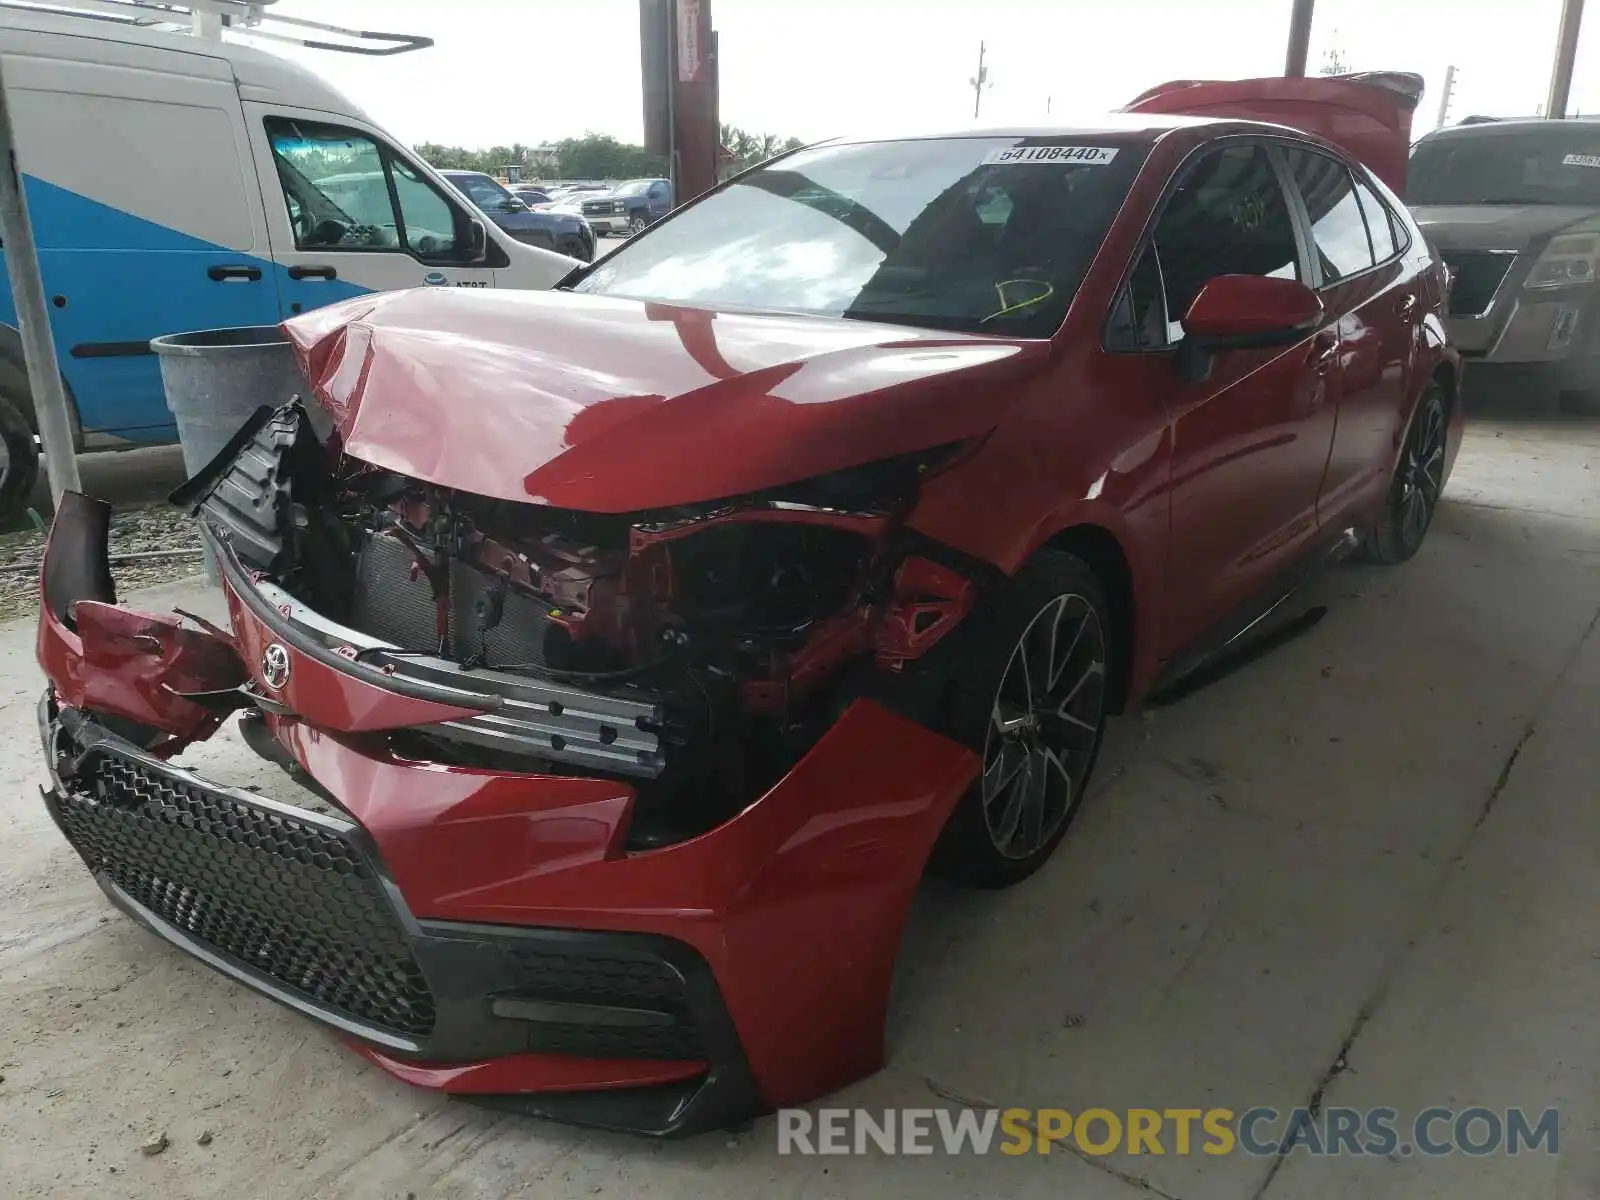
<box><xmin>466</xmin><ymin>217</ymin><xmax>488</xmax><ymax>263</ymax></box>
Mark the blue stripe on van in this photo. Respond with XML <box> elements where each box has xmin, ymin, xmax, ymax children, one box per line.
<box><xmin>0</xmin><ymin>176</ymin><xmax>368</xmax><ymax>441</ymax></box>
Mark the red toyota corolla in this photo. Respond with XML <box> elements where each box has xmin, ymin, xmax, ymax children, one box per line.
<box><xmin>35</xmin><ymin>75</ymin><xmax>1459</xmax><ymax>1135</ymax></box>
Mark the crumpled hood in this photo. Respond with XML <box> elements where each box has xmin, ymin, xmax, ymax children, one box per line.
<box><xmin>282</xmin><ymin>288</ymin><xmax>1045</xmax><ymax>512</ymax></box>
<box><xmin>1411</xmin><ymin>205</ymin><xmax>1600</xmax><ymax>252</ymax></box>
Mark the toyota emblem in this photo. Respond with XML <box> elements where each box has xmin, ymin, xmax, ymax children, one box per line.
<box><xmin>261</xmin><ymin>643</ymin><xmax>291</xmax><ymax>690</ymax></box>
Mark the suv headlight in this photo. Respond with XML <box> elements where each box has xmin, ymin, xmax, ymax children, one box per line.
<box><xmin>1526</xmin><ymin>233</ymin><xmax>1600</xmax><ymax>289</ymax></box>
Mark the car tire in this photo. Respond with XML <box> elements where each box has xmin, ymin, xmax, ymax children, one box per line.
<box><xmin>928</xmin><ymin>550</ymin><xmax>1113</xmax><ymax>889</ymax></box>
<box><xmin>0</xmin><ymin>392</ymin><xmax>39</xmax><ymax>522</ymax></box>
<box><xmin>1361</xmin><ymin>382</ymin><xmax>1447</xmax><ymax>566</ymax></box>
<box><xmin>559</xmin><ymin>236</ymin><xmax>590</xmax><ymax>262</ymax></box>
<box><xmin>628</xmin><ymin>215</ymin><xmax>647</xmax><ymax>236</ymax></box>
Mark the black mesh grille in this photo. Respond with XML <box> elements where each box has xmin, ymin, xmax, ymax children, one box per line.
<box><xmin>53</xmin><ymin>747</ymin><xmax>435</xmax><ymax>1040</ymax></box>
<box><xmin>1443</xmin><ymin>251</ymin><xmax>1515</xmax><ymax>317</ymax></box>
<box><xmin>504</xmin><ymin>945</ymin><xmax>705</xmax><ymax>1060</ymax></box>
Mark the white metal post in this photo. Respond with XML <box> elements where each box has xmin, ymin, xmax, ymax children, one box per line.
<box><xmin>1435</xmin><ymin>65</ymin><xmax>1457</xmax><ymax>128</ymax></box>
<box><xmin>0</xmin><ymin>52</ymin><xmax>79</xmax><ymax>504</ymax></box>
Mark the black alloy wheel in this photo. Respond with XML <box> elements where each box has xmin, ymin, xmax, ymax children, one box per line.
<box><xmin>931</xmin><ymin>551</ymin><xmax>1113</xmax><ymax>888</ymax></box>
<box><xmin>1363</xmin><ymin>383</ymin><xmax>1447</xmax><ymax>565</ymax></box>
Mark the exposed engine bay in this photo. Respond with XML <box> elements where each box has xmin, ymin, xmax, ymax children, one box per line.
<box><xmin>178</xmin><ymin>402</ymin><xmax>980</xmax><ymax>848</ymax></box>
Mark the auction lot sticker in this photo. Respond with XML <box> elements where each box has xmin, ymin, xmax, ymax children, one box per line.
<box><xmin>983</xmin><ymin>145</ymin><xmax>1120</xmax><ymax>166</ymax></box>
<box><xmin>1562</xmin><ymin>153</ymin><xmax>1600</xmax><ymax>168</ymax></box>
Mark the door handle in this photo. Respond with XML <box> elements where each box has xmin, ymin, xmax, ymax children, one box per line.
<box><xmin>287</xmin><ymin>264</ymin><xmax>338</xmax><ymax>281</ymax></box>
<box><xmin>207</xmin><ymin>264</ymin><xmax>262</xmax><ymax>282</ymax></box>
<box><xmin>1397</xmin><ymin>293</ymin><xmax>1418</xmax><ymax>319</ymax></box>
<box><xmin>1309</xmin><ymin>332</ymin><xmax>1339</xmax><ymax>373</ymax></box>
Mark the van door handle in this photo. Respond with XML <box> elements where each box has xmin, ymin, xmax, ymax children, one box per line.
<box><xmin>1397</xmin><ymin>293</ymin><xmax>1418</xmax><ymax>319</ymax></box>
<box><xmin>208</xmin><ymin>265</ymin><xmax>262</xmax><ymax>282</ymax></box>
<box><xmin>1309</xmin><ymin>332</ymin><xmax>1339</xmax><ymax>373</ymax></box>
<box><xmin>287</xmin><ymin>265</ymin><xmax>338</xmax><ymax>280</ymax></box>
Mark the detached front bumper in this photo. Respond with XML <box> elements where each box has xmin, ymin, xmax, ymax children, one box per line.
<box><xmin>34</xmin><ymin>494</ymin><xmax>979</xmax><ymax>1135</ymax></box>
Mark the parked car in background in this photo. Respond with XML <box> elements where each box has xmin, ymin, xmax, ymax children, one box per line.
<box><xmin>440</xmin><ymin>169</ymin><xmax>594</xmax><ymax>261</ymax></box>
<box><xmin>510</xmin><ymin>185</ymin><xmax>552</xmax><ymax>206</ymax></box>
<box><xmin>36</xmin><ymin>76</ymin><xmax>1459</xmax><ymax>1135</ymax></box>
<box><xmin>1408</xmin><ymin>118</ymin><xmax>1600</xmax><ymax>411</ymax></box>
<box><xmin>580</xmin><ymin>177</ymin><xmax>674</xmax><ymax>235</ymax></box>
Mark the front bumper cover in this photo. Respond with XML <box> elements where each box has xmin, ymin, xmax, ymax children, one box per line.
<box><xmin>33</xmin><ymin>492</ymin><xmax>981</xmax><ymax>1135</ymax></box>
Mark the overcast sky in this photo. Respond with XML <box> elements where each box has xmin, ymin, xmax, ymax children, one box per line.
<box><xmin>259</xmin><ymin>0</ymin><xmax>1596</xmax><ymax>147</ymax></box>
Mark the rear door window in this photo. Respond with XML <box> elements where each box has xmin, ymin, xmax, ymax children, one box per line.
<box><xmin>1281</xmin><ymin>147</ymin><xmax>1376</xmax><ymax>284</ymax></box>
<box><xmin>1353</xmin><ymin>176</ymin><xmax>1399</xmax><ymax>261</ymax></box>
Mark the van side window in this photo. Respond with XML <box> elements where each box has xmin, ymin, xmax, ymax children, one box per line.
<box><xmin>264</xmin><ymin>118</ymin><xmax>460</xmax><ymax>259</ymax></box>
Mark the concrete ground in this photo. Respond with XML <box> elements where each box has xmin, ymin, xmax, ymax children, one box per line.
<box><xmin>0</xmin><ymin>413</ymin><xmax>1596</xmax><ymax>1199</ymax></box>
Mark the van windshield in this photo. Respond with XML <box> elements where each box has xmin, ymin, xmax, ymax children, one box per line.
<box><xmin>572</xmin><ymin>137</ymin><xmax>1148</xmax><ymax>337</ymax></box>
<box><xmin>1410</xmin><ymin>128</ymin><xmax>1600</xmax><ymax>206</ymax></box>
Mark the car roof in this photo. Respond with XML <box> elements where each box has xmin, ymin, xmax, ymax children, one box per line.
<box><xmin>1420</xmin><ymin>117</ymin><xmax>1600</xmax><ymax>143</ymax></box>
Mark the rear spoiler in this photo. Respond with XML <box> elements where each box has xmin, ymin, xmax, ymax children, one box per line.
<box><xmin>1123</xmin><ymin>72</ymin><xmax>1425</xmax><ymax>196</ymax></box>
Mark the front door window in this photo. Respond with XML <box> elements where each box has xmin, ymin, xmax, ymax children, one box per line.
<box><xmin>265</xmin><ymin>118</ymin><xmax>461</xmax><ymax>260</ymax></box>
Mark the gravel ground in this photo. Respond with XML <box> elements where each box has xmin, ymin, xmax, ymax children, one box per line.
<box><xmin>0</xmin><ymin>502</ymin><xmax>204</xmax><ymax>622</ymax></box>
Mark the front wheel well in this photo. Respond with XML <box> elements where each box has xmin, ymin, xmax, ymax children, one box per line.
<box><xmin>1041</xmin><ymin>524</ymin><xmax>1134</xmax><ymax>714</ymax></box>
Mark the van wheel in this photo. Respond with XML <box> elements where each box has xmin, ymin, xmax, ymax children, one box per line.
<box><xmin>0</xmin><ymin>393</ymin><xmax>40</xmax><ymax>521</ymax></box>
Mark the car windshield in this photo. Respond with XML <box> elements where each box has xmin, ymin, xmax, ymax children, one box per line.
<box><xmin>572</xmin><ymin>136</ymin><xmax>1148</xmax><ymax>337</ymax></box>
<box><xmin>615</xmin><ymin>179</ymin><xmax>653</xmax><ymax>196</ymax></box>
<box><xmin>1410</xmin><ymin>128</ymin><xmax>1600</xmax><ymax>206</ymax></box>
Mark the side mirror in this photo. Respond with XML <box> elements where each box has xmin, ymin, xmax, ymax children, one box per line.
<box><xmin>1175</xmin><ymin>275</ymin><xmax>1323</xmax><ymax>383</ymax></box>
<box><xmin>1182</xmin><ymin>274</ymin><xmax>1322</xmax><ymax>343</ymax></box>
<box><xmin>466</xmin><ymin>217</ymin><xmax>488</xmax><ymax>262</ymax></box>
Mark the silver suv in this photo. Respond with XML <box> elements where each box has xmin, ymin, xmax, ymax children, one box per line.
<box><xmin>1410</xmin><ymin>118</ymin><xmax>1600</xmax><ymax>411</ymax></box>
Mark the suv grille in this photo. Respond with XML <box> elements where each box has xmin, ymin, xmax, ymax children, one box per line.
<box><xmin>1442</xmin><ymin>251</ymin><xmax>1516</xmax><ymax>317</ymax></box>
<box><xmin>504</xmin><ymin>944</ymin><xmax>705</xmax><ymax>1059</ymax></box>
<box><xmin>53</xmin><ymin>744</ymin><xmax>436</xmax><ymax>1040</ymax></box>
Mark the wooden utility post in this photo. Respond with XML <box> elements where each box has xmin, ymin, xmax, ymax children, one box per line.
<box><xmin>0</xmin><ymin>53</ymin><xmax>79</xmax><ymax>505</ymax></box>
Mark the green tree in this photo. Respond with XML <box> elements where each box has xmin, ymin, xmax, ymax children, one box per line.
<box><xmin>718</xmin><ymin>125</ymin><xmax>807</xmax><ymax>179</ymax></box>
<box><xmin>415</xmin><ymin>128</ymin><xmax>800</xmax><ymax>184</ymax></box>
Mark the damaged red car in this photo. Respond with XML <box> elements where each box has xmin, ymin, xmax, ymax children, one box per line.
<box><xmin>35</xmin><ymin>76</ymin><xmax>1460</xmax><ymax>1136</ymax></box>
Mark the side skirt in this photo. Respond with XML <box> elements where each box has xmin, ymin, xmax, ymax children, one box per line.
<box><xmin>1144</xmin><ymin>525</ymin><xmax>1362</xmax><ymax>707</ymax></box>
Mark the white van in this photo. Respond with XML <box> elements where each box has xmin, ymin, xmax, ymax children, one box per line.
<box><xmin>0</xmin><ymin>6</ymin><xmax>575</xmax><ymax>491</ymax></box>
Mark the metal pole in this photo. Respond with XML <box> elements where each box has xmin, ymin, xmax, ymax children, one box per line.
<box><xmin>1435</xmin><ymin>64</ymin><xmax>1457</xmax><ymax>128</ymax></box>
<box><xmin>0</xmin><ymin>55</ymin><xmax>79</xmax><ymax>504</ymax></box>
<box><xmin>1546</xmin><ymin>0</ymin><xmax>1586</xmax><ymax>119</ymax></box>
<box><xmin>1285</xmin><ymin>0</ymin><xmax>1315</xmax><ymax>76</ymax></box>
